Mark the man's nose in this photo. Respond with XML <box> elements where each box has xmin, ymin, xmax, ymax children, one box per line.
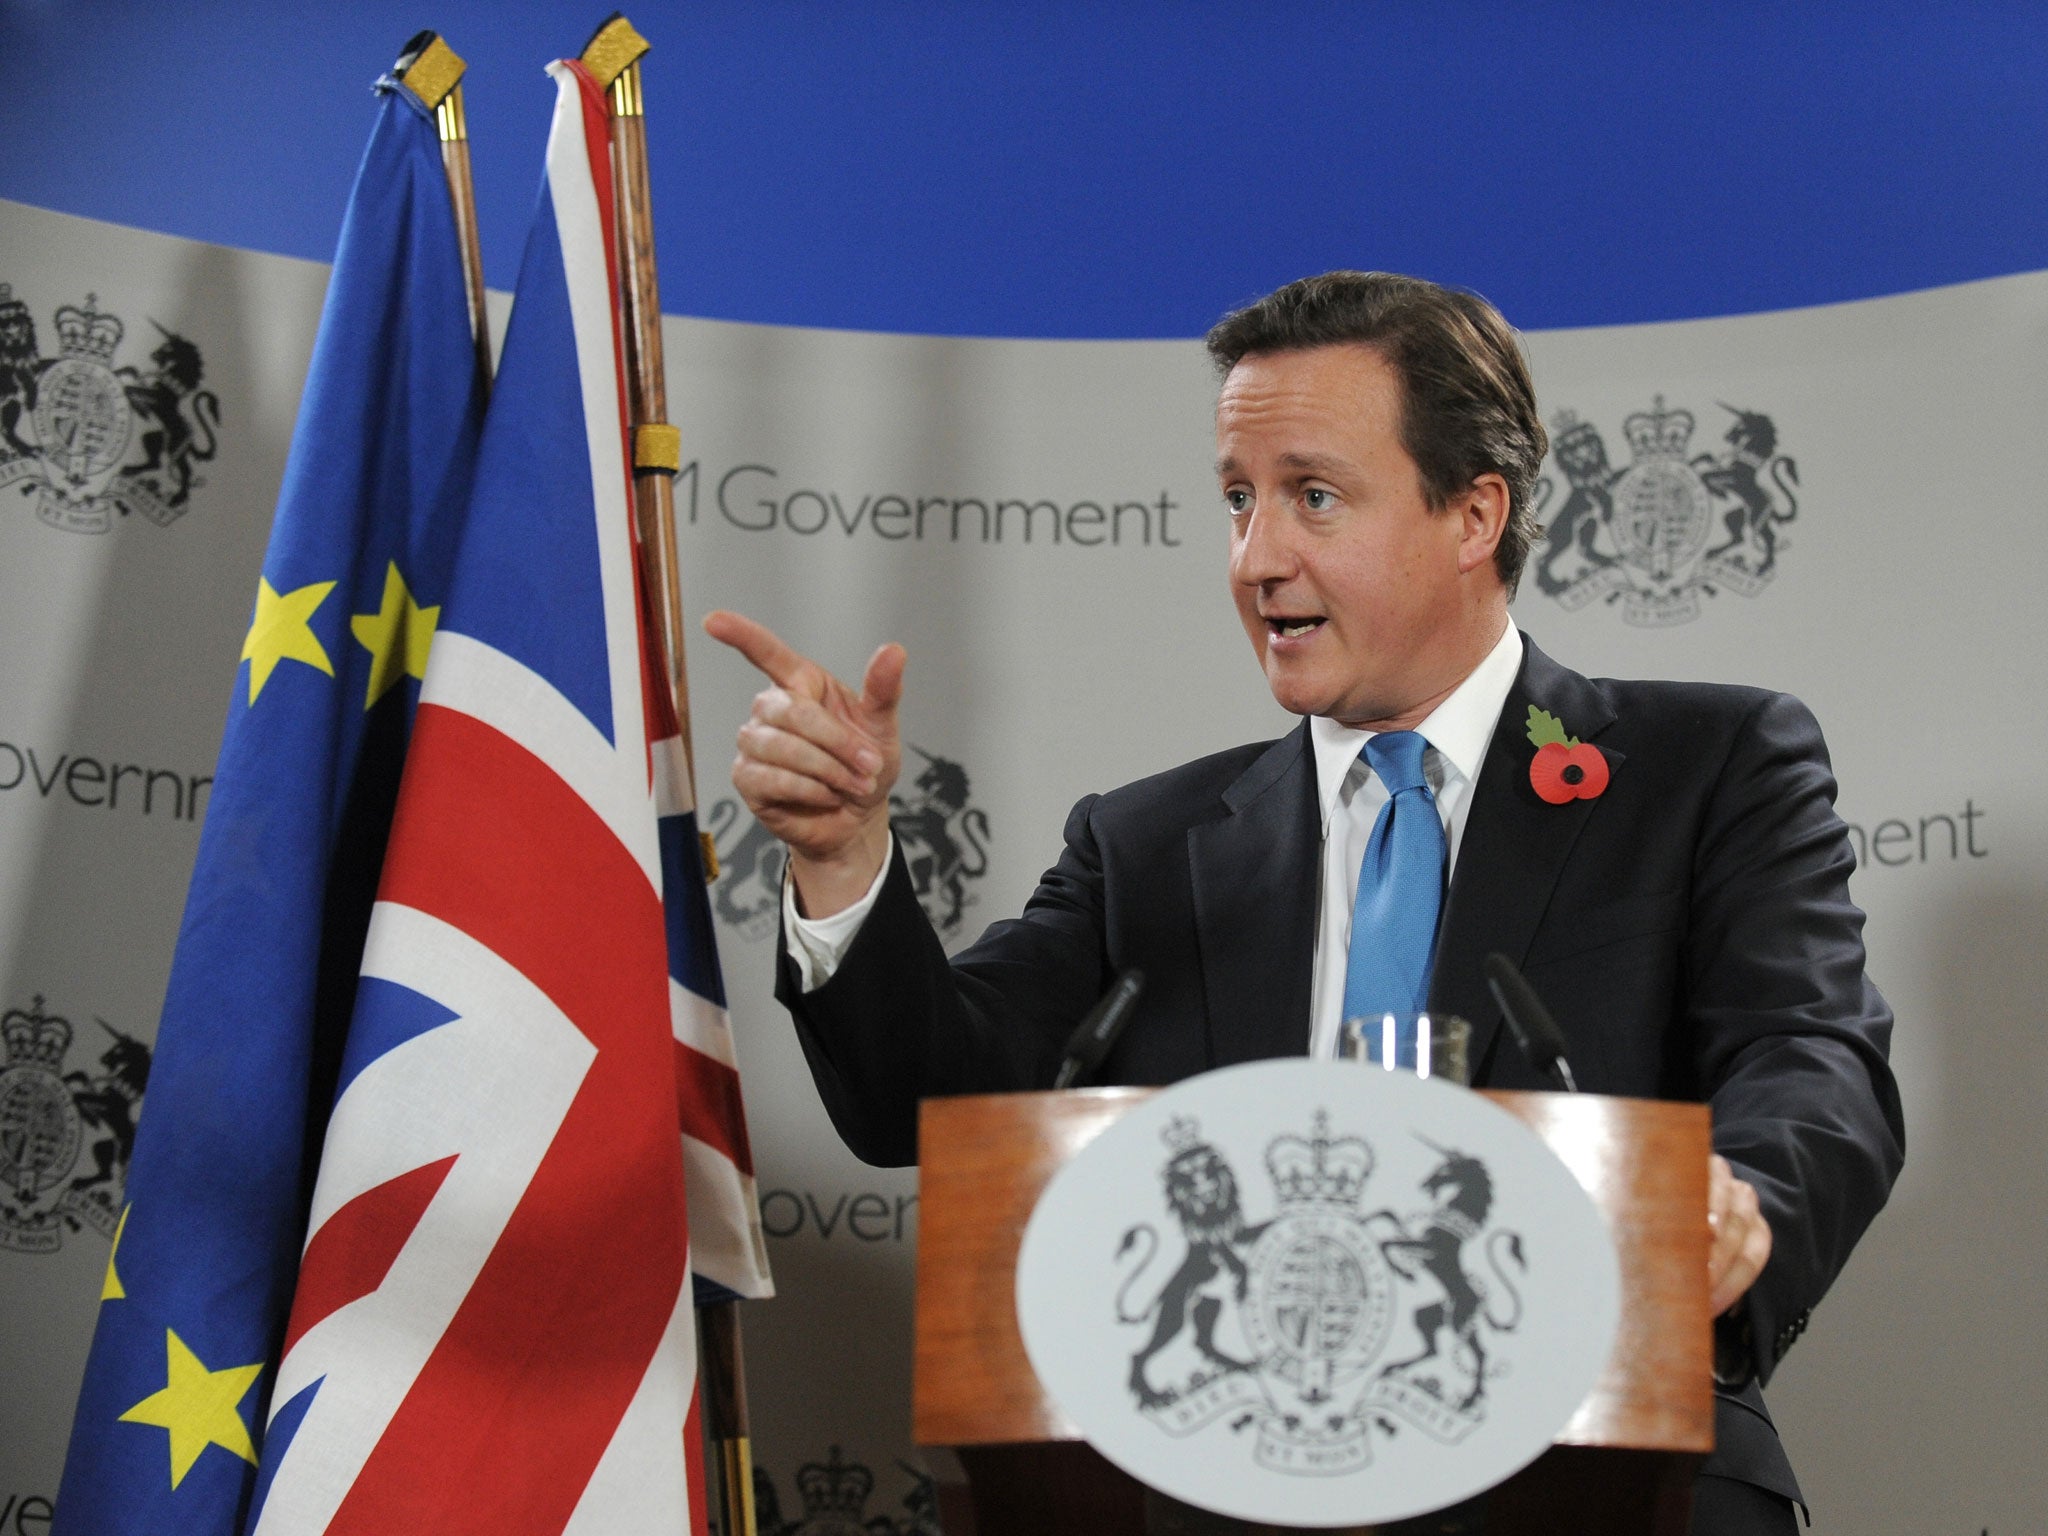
<box><xmin>1231</xmin><ymin>500</ymin><xmax>1297</xmax><ymax>585</ymax></box>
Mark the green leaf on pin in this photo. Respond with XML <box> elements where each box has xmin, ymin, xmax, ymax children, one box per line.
<box><xmin>1525</xmin><ymin>705</ymin><xmax>1580</xmax><ymax>750</ymax></box>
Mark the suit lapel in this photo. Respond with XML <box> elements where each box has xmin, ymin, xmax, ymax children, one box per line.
<box><xmin>1187</xmin><ymin>722</ymin><xmax>1320</xmax><ymax>1068</ymax></box>
<box><xmin>1431</xmin><ymin>636</ymin><xmax>1623</xmax><ymax>1082</ymax></box>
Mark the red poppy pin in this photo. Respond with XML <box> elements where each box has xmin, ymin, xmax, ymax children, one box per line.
<box><xmin>1526</xmin><ymin>705</ymin><xmax>1610</xmax><ymax>804</ymax></box>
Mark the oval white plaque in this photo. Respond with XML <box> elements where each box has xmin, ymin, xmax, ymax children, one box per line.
<box><xmin>1015</xmin><ymin>1060</ymin><xmax>1622</xmax><ymax>1528</ymax></box>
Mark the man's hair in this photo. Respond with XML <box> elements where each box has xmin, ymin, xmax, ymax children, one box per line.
<box><xmin>1205</xmin><ymin>271</ymin><xmax>1547</xmax><ymax>594</ymax></box>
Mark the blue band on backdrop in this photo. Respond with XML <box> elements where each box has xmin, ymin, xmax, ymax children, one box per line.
<box><xmin>3</xmin><ymin>3</ymin><xmax>2046</xmax><ymax>338</ymax></box>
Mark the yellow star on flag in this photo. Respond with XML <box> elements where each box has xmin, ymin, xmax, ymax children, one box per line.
<box><xmin>101</xmin><ymin>1203</ymin><xmax>129</xmax><ymax>1301</ymax></box>
<box><xmin>350</xmin><ymin>560</ymin><xmax>440</xmax><ymax>708</ymax></box>
<box><xmin>119</xmin><ymin>1329</ymin><xmax>262</xmax><ymax>1490</ymax></box>
<box><xmin>241</xmin><ymin>577</ymin><xmax>336</xmax><ymax>704</ymax></box>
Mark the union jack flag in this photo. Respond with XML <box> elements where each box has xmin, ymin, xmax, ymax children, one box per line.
<box><xmin>246</xmin><ymin>59</ymin><xmax>767</xmax><ymax>1535</ymax></box>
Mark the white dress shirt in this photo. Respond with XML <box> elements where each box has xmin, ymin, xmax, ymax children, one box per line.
<box><xmin>786</xmin><ymin>623</ymin><xmax>1525</xmax><ymax>1057</ymax></box>
<box><xmin>782</xmin><ymin>835</ymin><xmax>894</xmax><ymax>992</ymax></box>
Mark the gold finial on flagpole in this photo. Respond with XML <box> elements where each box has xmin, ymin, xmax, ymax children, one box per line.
<box><xmin>580</xmin><ymin>13</ymin><xmax>652</xmax><ymax>96</ymax></box>
<box><xmin>395</xmin><ymin>31</ymin><xmax>466</xmax><ymax>114</ymax></box>
<box><xmin>393</xmin><ymin>32</ymin><xmax>492</xmax><ymax>391</ymax></box>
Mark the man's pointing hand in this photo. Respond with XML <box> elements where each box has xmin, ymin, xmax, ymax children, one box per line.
<box><xmin>703</xmin><ymin>610</ymin><xmax>905</xmax><ymax>918</ymax></box>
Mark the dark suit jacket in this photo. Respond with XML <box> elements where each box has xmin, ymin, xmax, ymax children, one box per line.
<box><xmin>780</xmin><ymin>635</ymin><xmax>1904</xmax><ymax>1504</ymax></box>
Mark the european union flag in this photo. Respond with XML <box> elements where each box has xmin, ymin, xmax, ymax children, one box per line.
<box><xmin>53</xmin><ymin>73</ymin><xmax>486</xmax><ymax>1536</ymax></box>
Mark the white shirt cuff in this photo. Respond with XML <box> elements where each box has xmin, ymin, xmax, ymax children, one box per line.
<box><xmin>782</xmin><ymin>833</ymin><xmax>895</xmax><ymax>993</ymax></box>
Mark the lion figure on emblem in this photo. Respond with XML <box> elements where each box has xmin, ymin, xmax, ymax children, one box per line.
<box><xmin>1114</xmin><ymin>1128</ymin><xmax>1266</xmax><ymax>1410</ymax></box>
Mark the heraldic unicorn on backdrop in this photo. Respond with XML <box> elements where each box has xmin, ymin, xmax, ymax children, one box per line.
<box><xmin>3</xmin><ymin>184</ymin><xmax>2045</xmax><ymax>1534</ymax></box>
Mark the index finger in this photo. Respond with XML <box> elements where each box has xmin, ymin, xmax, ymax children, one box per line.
<box><xmin>704</xmin><ymin>610</ymin><xmax>813</xmax><ymax>689</ymax></box>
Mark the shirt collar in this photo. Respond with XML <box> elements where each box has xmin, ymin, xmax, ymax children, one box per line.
<box><xmin>1306</xmin><ymin>622</ymin><xmax>1524</xmax><ymax>832</ymax></box>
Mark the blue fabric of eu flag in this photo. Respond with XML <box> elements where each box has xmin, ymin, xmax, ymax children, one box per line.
<box><xmin>53</xmin><ymin>77</ymin><xmax>485</xmax><ymax>1536</ymax></box>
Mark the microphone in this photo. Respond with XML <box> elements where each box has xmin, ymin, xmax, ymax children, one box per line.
<box><xmin>1483</xmin><ymin>952</ymin><xmax>1578</xmax><ymax>1093</ymax></box>
<box><xmin>1053</xmin><ymin>968</ymin><xmax>1146</xmax><ymax>1089</ymax></box>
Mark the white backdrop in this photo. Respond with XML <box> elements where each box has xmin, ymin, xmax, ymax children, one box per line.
<box><xmin>3</xmin><ymin>196</ymin><xmax>2041</xmax><ymax>1533</ymax></box>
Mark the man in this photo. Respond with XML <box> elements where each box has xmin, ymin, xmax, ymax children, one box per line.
<box><xmin>705</xmin><ymin>271</ymin><xmax>1903</xmax><ymax>1534</ymax></box>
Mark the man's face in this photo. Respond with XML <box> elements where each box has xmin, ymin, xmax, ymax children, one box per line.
<box><xmin>1218</xmin><ymin>343</ymin><xmax>1486</xmax><ymax>727</ymax></box>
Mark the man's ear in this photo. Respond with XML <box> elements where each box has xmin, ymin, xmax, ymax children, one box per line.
<box><xmin>1456</xmin><ymin>473</ymin><xmax>1511</xmax><ymax>577</ymax></box>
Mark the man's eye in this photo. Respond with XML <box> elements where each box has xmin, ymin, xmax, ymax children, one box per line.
<box><xmin>1224</xmin><ymin>489</ymin><xmax>1252</xmax><ymax>514</ymax></box>
<box><xmin>1303</xmin><ymin>488</ymin><xmax>1334</xmax><ymax>511</ymax></box>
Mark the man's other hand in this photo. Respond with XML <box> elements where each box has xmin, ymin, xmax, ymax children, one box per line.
<box><xmin>1707</xmin><ymin>1153</ymin><xmax>1773</xmax><ymax>1317</ymax></box>
<box><xmin>703</xmin><ymin>610</ymin><xmax>905</xmax><ymax>918</ymax></box>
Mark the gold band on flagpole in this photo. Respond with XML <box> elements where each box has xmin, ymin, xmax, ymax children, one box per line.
<box><xmin>394</xmin><ymin>32</ymin><xmax>492</xmax><ymax>392</ymax></box>
<box><xmin>634</xmin><ymin>423</ymin><xmax>682</xmax><ymax>474</ymax></box>
<box><xmin>719</xmin><ymin>1435</ymin><xmax>757</xmax><ymax>1536</ymax></box>
<box><xmin>609</xmin><ymin>64</ymin><xmax>645</xmax><ymax>119</ymax></box>
<box><xmin>434</xmin><ymin>87</ymin><xmax>468</xmax><ymax>145</ymax></box>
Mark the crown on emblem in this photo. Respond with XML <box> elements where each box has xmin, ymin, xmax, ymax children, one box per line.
<box><xmin>3</xmin><ymin>995</ymin><xmax>73</xmax><ymax>1069</ymax></box>
<box><xmin>1265</xmin><ymin>1109</ymin><xmax>1372</xmax><ymax>1207</ymax></box>
<box><xmin>1162</xmin><ymin>1115</ymin><xmax>1204</xmax><ymax>1153</ymax></box>
<box><xmin>54</xmin><ymin>294</ymin><xmax>123</xmax><ymax>364</ymax></box>
<box><xmin>1549</xmin><ymin>409</ymin><xmax>1600</xmax><ymax>452</ymax></box>
<box><xmin>0</xmin><ymin>284</ymin><xmax>29</xmax><ymax>329</ymax></box>
<box><xmin>794</xmin><ymin>1446</ymin><xmax>873</xmax><ymax>1520</ymax></box>
<box><xmin>1548</xmin><ymin>405</ymin><xmax>1597</xmax><ymax>442</ymax></box>
<box><xmin>1622</xmin><ymin>395</ymin><xmax>1695</xmax><ymax>460</ymax></box>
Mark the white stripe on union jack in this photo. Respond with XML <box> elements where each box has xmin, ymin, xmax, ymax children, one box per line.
<box><xmin>423</xmin><ymin>631</ymin><xmax>660</xmax><ymax>890</ymax></box>
<box><xmin>252</xmin><ymin>60</ymin><xmax>713</xmax><ymax>1536</ymax></box>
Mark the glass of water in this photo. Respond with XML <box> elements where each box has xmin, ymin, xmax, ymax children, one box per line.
<box><xmin>1336</xmin><ymin>1012</ymin><xmax>1472</xmax><ymax>1085</ymax></box>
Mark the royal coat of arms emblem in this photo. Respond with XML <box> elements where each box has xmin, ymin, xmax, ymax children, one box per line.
<box><xmin>1532</xmin><ymin>397</ymin><xmax>1798</xmax><ymax>627</ymax></box>
<box><xmin>750</xmin><ymin>1447</ymin><xmax>938</xmax><ymax>1536</ymax></box>
<box><xmin>0</xmin><ymin>282</ymin><xmax>220</xmax><ymax>534</ymax></box>
<box><xmin>0</xmin><ymin>994</ymin><xmax>151</xmax><ymax>1253</ymax></box>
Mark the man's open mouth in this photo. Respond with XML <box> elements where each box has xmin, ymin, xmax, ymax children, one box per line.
<box><xmin>1266</xmin><ymin>616</ymin><xmax>1326</xmax><ymax>639</ymax></box>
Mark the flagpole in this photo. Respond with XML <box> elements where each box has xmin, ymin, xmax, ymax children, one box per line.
<box><xmin>580</xmin><ymin>17</ymin><xmax>756</xmax><ymax>1536</ymax></box>
<box><xmin>581</xmin><ymin>14</ymin><xmax>701</xmax><ymax>790</ymax></box>
<box><xmin>393</xmin><ymin>32</ymin><xmax>494</xmax><ymax>392</ymax></box>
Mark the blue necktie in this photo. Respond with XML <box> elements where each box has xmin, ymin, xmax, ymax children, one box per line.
<box><xmin>1341</xmin><ymin>730</ymin><xmax>1447</xmax><ymax>1025</ymax></box>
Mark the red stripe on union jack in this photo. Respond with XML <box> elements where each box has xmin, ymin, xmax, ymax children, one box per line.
<box><xmin>281</xmin><ymin>1157</ymin><xmax>455</xmax><ymax>1359</ymax></box>
<box><xmin>675</xmin><ymin>1039</ymin><xmax>754</xmax><ymax>1176</ymax></box>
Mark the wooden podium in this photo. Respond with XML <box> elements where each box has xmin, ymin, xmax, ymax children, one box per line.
<box><xmin>914</xmin><ymin>1088</ymin><xmax>1713</xmax><ymax>1536</ymax></box>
